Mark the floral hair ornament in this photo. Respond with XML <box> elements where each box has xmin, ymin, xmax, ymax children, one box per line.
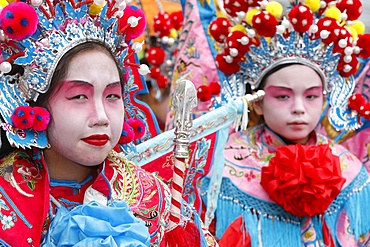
<box><xmin>0</xmin><ymin>0</ymin><xmax>148</xmax><ymax>149</ymax></box>
<box><xmin>211</xmin><ymin>0</ymin><xmax>370</xmax><ymax>131</ymax></box>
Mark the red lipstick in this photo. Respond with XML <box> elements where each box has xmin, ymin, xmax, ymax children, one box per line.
<box><xmin>82</xmin><ymin>134</ymin><xmax>109</xmax><ymax>146</ymax></box>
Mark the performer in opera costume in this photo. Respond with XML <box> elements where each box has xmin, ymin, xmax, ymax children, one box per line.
<box><xmin>199</xmin><ymin>0</ymin><xmax>370</xmax><ymax>246</ymax></box>
<box><xmin>0</xmin><ymin>0</ymin><xmax>217</xmax><ymax>246</ymax></box>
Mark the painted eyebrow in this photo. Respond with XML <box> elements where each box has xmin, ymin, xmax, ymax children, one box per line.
<box><xmin>62</xmin><ymin>80</ymin><xmax>121</xmax><ymax>88</ymax></box>
<box><xmin>268</xmin><ymin>85</ymin><xmax>322</xmax><ymax>91</ymax></box>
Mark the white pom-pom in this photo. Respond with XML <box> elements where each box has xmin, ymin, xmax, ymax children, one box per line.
<box><xmin>138</xmin><ymin>64</ymin><xmax>150</xmax><ymax>75</ymax></box>
<box><xmin>115</xmin><ymin>10</ymin><xmax>124</xmax><ymax>18</ymax></box>
<box><xmin>282</xmin><ymin>17</ymin><xmax>290</xmax><ymax>28</ymax></box>
<box><xmin>0</xmin><ymin>62</ymin><xmax>12</xmax><ymax>74</ymax></box>
<box><xmin>132</xmin><ymin>42</ymin><xmax>143</xmax><ymax>53</ymax></box>
<box><xmin>338</xmin><ymin>39</ymin><xmax>347</xmax><ymax>48</ymax></box>
<box><xmin>94</xmin><ymin>0</ymin><xmax>105</xmax><ymax>5</ymax></box>
<box><xmin>31</xmin><ymin>0</ymin><xmax>43</xmax><ymax>7</ymax></box>
<box><xmin>260</xmin><ymin>0</ymin><xmax>268</xmax><ymax>8</ymax></box>
<box><xmin>229</xmin><ymin>48</ymin><xmax>239</xmax><ymax>57</ymax></box>
<box><xmin>344</xmin><ymin>55</ymin><xmax>352</xmax><ymax>63</ymax></box>
<box><xmin>320</xmin><ymin>1</ymin><xmax>326</xmax><ymax>8</ymax></box>
<box><xmin>161</xmin><ymin>36</ymin><xmax>169</xmax><ymax>44</ymax></box>
<box><xmin>344</xmin><ymin>46</ymin><xmax>353</xmax><ymax>56</ymax></box>
<box><xmin>246</xmin><ymin>29</ymin><xmax>256</xmax><ymax>38</ymax></box>
<box><xmin>236</xmin><ymin>11</ymin><xmax>246</xmax><ymax>21</ymax></box>
<box><xmin>117</xmin><ymin>0</ymin><xmax>126</xmax><ymax>11</ymax></box>
<box><xmin>320</xmin><ymin>30</ymin><xmax>330</xmax><ymax>39</ymax></box>
<box><xmin>310</xmin><ymin>25</ymin><xmax>319</xmax><ymax>33</ymax></box>
<box><xmin>128</xmin><ymin>16</ymin><xmax>141</xmax><ymax>27</ymax></box>
<box><xmin>165</xmin><ymin>59</ymin><xmax>173</xmax><ymax>66</ymax></box>
<box><xmin>168</xmin><ymin>38</ymin><xmax>175</xmax><ymax>46</ymax></box>
<box><xmin>343</xmin><ymin>64</ymin><xmax>352</xmax><ymax>73</ymax></box>
<box><xmin>238</xmin><ymin>36</ymin><xmax>250</xmax><ymax>45</ymax></box>
<box><xmin>276</xmin><ymin>25</ymin><xmax>286</xmax><ymax>34</ymax></box>
<box><xmin>353</xmin><ymin>46</ymin><xmax>360</xmax><ymax>54</ymax></box>
<box><xmin>0</xmin><ymin>30</ymin><xmax>6</xmax><ymax>41</ymax></box>
<box><xmin>224</xmin><ymin>55</ymin><xmax>233</xmax><ymax>63</ymax></box>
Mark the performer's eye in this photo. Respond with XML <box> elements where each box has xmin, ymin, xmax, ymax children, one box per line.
<box><xmin>68</xmin><ymin>94</ymin><xmax>87</xmax><ymax>100</ymax></box>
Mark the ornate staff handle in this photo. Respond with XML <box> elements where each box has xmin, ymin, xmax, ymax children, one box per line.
<box><xmin>168</xmin><ymin>79</ymin><xmax>197</xmax><ymax>229</ymax></box>
<box><xmin>172</xmin><ymin>80</ymin><xmax>197</xmax><ymax>158</ymax></box>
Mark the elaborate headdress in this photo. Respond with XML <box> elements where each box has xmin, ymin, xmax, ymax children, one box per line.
<box><xmin>209</xmin><ymin>0</ymin><xmax>370</xmax><ymax>131</ymax></box>
<box><xmin>0</xmin><ymin>0</ymin><xmax>149</xmax><ymax>149</ymax></box>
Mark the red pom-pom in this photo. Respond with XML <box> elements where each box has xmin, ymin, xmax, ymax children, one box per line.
<box><xmin>117</xmin><ymin>5</ymin><xmax>146</xmax><ymax>41</ymax></box>
<box><xmin>32</xmin><ymin>107</ymin><xmax>50</xmax><ymax>131</ymax></box>
<box><xmin>288</xmin><ymin>5</ymin><xmax>314</xmax><ymax>33</ymax></box>
<box><xmin>170</xmin><ymin>11</ymin><xmax>183</xmax><ymax>30</ymax></box>
<box><xmin>311</xmin><ymin>17</ymin><xmax>341</xmax><ymax>44</ymax></box>
<box><xmin>209</xmin><ymin>81</ymin><xmax>221</xmax><ymax>95</ymax></box>
<box><xmin>164</xmin><ymin>222</ymin><xmax>201</xmax><ymax>247</ymax></box>
<box><xmin>145</xmin><ymin>47</ymin><xmax>166</xmax><ymax>67</ymax></box>
<box><xmin>156</xmin><ymin>75</ymin><xmax>169</xmax><ymax>88</ymax></box>
<box><xmin>348</xmin><ymin>93</ymin><xmax>366</xmax><ymax>112</ymax></box>
<box><xmin>209</xmin><ymin>17</ymin><xmax>232</xmax><ymax>43</ymax></box>
<box><xmin>357</xmin><ymin>34</ymin><xmax>370</xmax><ymax>59</ymax></box>
<box><xmin>127</xmin><ymin>118</ymin><xmax>146</xmax><ymax>139</ymax></box>
<box><xmin>336</xmin><ymin>0</ymin><xmax>362</xmax><ymax>20</ymax></box>
<box><xmin>337</xmin><ymin>54</ymin><xmax>358</xmax><ymax>77</ymax></box>
<box><xmin>225</xmin><ymin>31</ymin><xmax>251</xmax><ymax>58</ymax></box>
<box><xmin>0</xmin><ymin>2</ymin><xmax>38</xmax><ymax>41</ymax></box>
<box><xmin>252</xmin><ymin>11</ymin><xmax>278</xmax><ymax>37</ymax></box>
<box><xmin>332</xmin><ymin>27</ymin><xmax>352</xmax><ymax>54</ymax></box>
<box><xmin>261</xmin><ymin>144</ymin><xmax>345</xmax><ymax>217</ymax></box>
<box><xmin>149</xmin><ymin>67</ymin><xmax>162</xmax><ymax>79</ymax></box>
<box><xmin>215</xmin><ymin>52</ymin><xmax>241</xmax><ymax>75</ymax></box>
<box><xmin>153</xmin><ymin>11</ymin><xmax>173</xmax><ymax>37</ymax></box>
<box><xmin>119</xmin><ymin>122</ymin><xmax>135</xmax><ymax>144</ymax></box>
<box><xmin>223</xmin><ymin>0</ymin><xmax>255</xmax><ymax>17</ymax></box>
<box><xmin>11</xmin><ymin>105</ymin><xmax>35</xmax><ymax>130</ymax></box>
<box><xmin>197</xmin><ymin>85</ymin><xmax>212</xmax><ymax>102</ymax></box>
<box><xmin>359</xmin><ymin>103</ymin><xmax>370</xmax><ymax>120</ymax></box>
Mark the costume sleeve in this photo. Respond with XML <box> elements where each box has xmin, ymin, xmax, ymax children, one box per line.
<box><xmin>41</xmin><ymin>201</ymin><xmax>150</xmax><ymax>247</ymax></box>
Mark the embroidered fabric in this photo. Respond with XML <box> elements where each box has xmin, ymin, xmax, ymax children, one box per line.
<box><xmin>200</xmin><ymin>166</ymin><xmax>370</xmax><ymax>241</ymax></box>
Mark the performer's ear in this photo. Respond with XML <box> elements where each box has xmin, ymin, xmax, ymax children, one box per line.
<box><xmin>253</xmin><ymin>100</ymin><xmax>263</xmax><ymax>116</ymax></box>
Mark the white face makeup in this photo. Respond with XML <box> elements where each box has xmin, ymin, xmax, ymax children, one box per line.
<box><xmin>45</xmin><ymin>48</ymin><xmax>124</xmax><ymax>169</ymax></box>
<box><xmin>256</xmin><ymin>64</ymin><xmax>324</xmax><ymax>144</ymax></box>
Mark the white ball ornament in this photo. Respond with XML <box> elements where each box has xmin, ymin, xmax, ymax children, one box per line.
<box><xmin>0</xmin><ymin>62</ymin><xmax>12</xmax><ymax>74</ymax></box>
<box><xmin>138</xmin><ymin>64</ymin><xmax>150</xmax><ymax>75</ymax></box>
<box><xmin>31</xmin><ymin>0</ymin><xmax>43</xmax><ymax>7</ymax></box>
<box><xmin>94</xmin><ymin>0</ymin><xmax>105</xmax><ymax>5</ymax></box>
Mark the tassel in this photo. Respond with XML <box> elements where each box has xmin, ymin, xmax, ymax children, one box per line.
<box><xmin>165</xmin><ymin>221</ymin><xmax>201</xmax><ymax>247</ymax></box>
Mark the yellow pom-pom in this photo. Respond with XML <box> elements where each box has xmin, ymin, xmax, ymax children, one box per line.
<box><xmin>0</xmin><ymin>0</ymin><xmax>8</xmax><ymax>8</ymax></box>
<box><xmin>351</xmin><ymin>20</ymin><xmax>365</xmax><ymax>35</ymax></box>
<box><xmin>324</xmin><ymin>6</ymin><xmax>342</xmax><ymax>22</ymax></box>
<box><xmin>89</xmin><ymin>1</ymin><xmax>106</xmax><ymax>16</ymax></box>
<box><xmin>230</xmin><ymin>24</ymin><xmax>246</xmax><ymax>33</ymax></box>
<box><xmin>345</xmin><ymin>25</ymin><xmax>358</xmax><ymax>40</ymax></box>
<box><xmin>266</xmin><ymin>1</ymin><xmax>283</xmax><ymax>19</ymax></box>
<box><xmin>246</xmin><ymin>8</ymin><xmax>260</xmax><ymax>25</ymax></box>
<box><xmin>169</xmin><ymin>28</ymin><xmax>178</xmax><ymax>39</ymax></box>
<box><xmin>304</xmin><ymin>0</ymin><xmax>321</xmax><ymax>12</ymax></box>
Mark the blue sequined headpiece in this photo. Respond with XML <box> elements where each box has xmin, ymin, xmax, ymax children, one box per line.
<box><xmin>0</xmin><ymin>0</ymin><xmax>136</xmax><ymax>149</ymax></box>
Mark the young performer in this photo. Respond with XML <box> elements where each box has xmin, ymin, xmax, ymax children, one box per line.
<box><xmin>201</xmin><ymin>0</ymin><xmax>370</xmax><ymax>246</ymax></box>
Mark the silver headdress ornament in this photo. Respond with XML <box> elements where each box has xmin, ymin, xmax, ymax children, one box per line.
<box><xmin>0</xmin><ymin>0</ymin><xmax>149</xmax><ymax>149</ymax></box>
<box><xmin>210</xmin><ymin>0</ymin><xmax>370</xmax><ymax>131</ymax></box>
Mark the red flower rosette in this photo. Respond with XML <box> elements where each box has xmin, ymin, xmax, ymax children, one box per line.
<box><xmin>260</xmin><ymin>144</ymin><xmax>346</xmax><ymax>217</ymax></box>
